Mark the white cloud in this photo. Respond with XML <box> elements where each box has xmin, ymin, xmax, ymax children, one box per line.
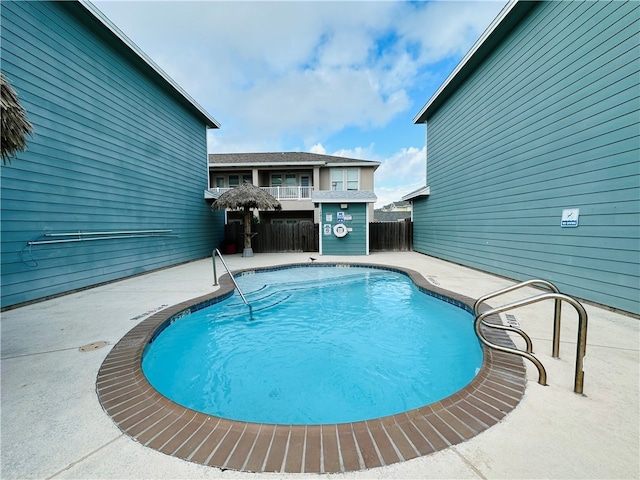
<box><xmin>374</xmin><ymin>182</ymin><xmax>425</xmax><ymax>209</ymax></box>
<box><xmin>376</xmin><ymin>146</ymin><xmax>426</xmax><ymax>185</ymax></box>
<box><xmin>95</xmin><ymin>0</ymin><xmax>506</xmax><ymax>154</ymax></box>
<box><xmin>330</xmin><ymin>145</ymin><xmax>376</xmax><ymax>161</ymax></box>
<box><xmin>309</xmin><ymin>143</ymin><xmax>327</xmax><ymax>155</ymax></box>
<box><xmin>373</xmin><ymin>146</ymin><xmax>426</xmax><ymax>207</ymax></box>
<box><xmin>396</xmin><ymin>1</ymin><xmax>507</xmax><ymax>64</ymax></box>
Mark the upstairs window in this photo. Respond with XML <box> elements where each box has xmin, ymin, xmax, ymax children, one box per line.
<box><xmin>347</xmin><ymin>169</ymin><xmax>359</xmax><ymax>190</ymax></box>
<box><xmin>330</xmin><ymin>169</ymin><xmax>343</xmax><ymax>191</ymax></box>
<box><xmin>285</xmin><ymin>173</ymin><xmax>297</xmax><ymax>187</ymax></box>
<box><xmin>229</xmin><ymin>175</ymin><xmax>239</xmax><ymax>187</ymax></box>
<box><xmin>331</xmin><ymin>168</ymin><xmax>359</xmax><ymax>191</ymax></box>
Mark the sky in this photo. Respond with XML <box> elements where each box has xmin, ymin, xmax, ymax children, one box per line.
<box><xmin>93</xmin><ymin>0</ymin><xmax>508</xmax><ymax>208</ymax></box>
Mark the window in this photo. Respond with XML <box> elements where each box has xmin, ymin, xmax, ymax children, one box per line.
<box><xmin>331</xmin><ymin>168</ymin><xmax>359</xmax><ymax>191</ymax></box>
<box><xmin>216</xmin><ymin>177</ymin><xmax>224</xmax><ymax>188</ymax></box>
<box><xmin>271</xmin><ymin>174</ymin><xmax>282</xmax><ymax>187</ymax></box>
<box><xmin>285</xmin><ymin>173</ymin><xmax>297</xmax><ymax>187</ymax></box>
<box><xmin>330</xmin><ymin>169</ymin><xmax>343</xmax><ymax>191</ymax></box>
<box><xmin>347</xmin><ymin>169</ymin><xmax>359</xmax><ymax>190</ymax></box>
<box><xmin>228</xmin><ymin>175</ymin><xmax>239</xmax><ymax>187</ymax></box>
<box><xmin>300</xmin><ymin>175</ymin><xmax>310</xmax><ymax>198</ymax></box>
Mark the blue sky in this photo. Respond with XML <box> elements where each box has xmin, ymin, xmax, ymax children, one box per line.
<box><xmin>93</xmin><ymin>0</ymin><xmax>508</xmax><ymax>207</ymax></box>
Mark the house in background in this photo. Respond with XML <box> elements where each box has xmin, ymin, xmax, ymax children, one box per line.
<box><xmin>380</xmin><ymin>201</ymin><xmax>412</xmax><ymax>212</ymax></box>
<box><xmin>205</xmin><ymin>152</ymin><xmax>380</xmax><ymax>224</ymax></box>
<box><xmin>406</xmin><ymin>0</ymin><xmax>639</xmax><ymax>314</ymax></box>
<box><xmin>0</xmin><ymin>0</ymin><xmax>224</xmax><ymax>309</ymax></box>
<box><xmin>374</xmin><ymin>200</ymin><xmax>412</xmax><ymax>222</ymax></box>
<box><xmin>373</xmin><ymin>211</ymin><xmax>412</xmax><ymax>223</ymax></box>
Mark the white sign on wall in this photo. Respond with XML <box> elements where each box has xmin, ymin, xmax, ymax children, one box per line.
<box><xmin>323</xmin><ymin>224</ymin><xmax>332</xmax><ymax>235</ymax></box>
<box><xmin>561</xmin><ymin>208</ymin><xmax>579</xmax><ymax>227</ymax></box>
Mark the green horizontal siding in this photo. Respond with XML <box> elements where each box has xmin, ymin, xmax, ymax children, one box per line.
<box><xmin>1</xmin><ymin>1</ymin><xmax>224</xmax><ymax>308</ymax></box>
<box><xmin>414</xmin><ymin>0</ymin><xmax>640</xmax><ymax>314</ymax></box>
<box><xmin>320</xmin><ymin>204</ymin><xmax>368</xmax><ymax>255</ymax></box>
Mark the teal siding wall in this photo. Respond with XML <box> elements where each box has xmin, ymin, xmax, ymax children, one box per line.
<box><xmin>413</xmin><ymin>1</ymin><xmax>640</xmax><ymax>314</ymax></box>
<box><xmin>1</xmin><ymin>1</ymin><xmax>224</xmax><ymax>308</ymax></box>
<box><xmin>320</xmin><ymin>203</ymin><xmax>368</xmax><ymax>255</ymax></box>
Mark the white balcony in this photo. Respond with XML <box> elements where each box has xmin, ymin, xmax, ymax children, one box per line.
<box><xmin>260</xmin><ymin>186</ymin><xmax>311</xmax><ymax>200</ymax></box>
<box><xmin>205</xmin><ymin>186</ymin><xmax>312</xmax><ymax>201</ymax></box>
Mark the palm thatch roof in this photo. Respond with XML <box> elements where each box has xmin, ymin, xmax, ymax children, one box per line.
<box><xmin>213</xmin><ymin>182</ymin><xmax>282</xmax><ymax>211</ymax></box>
<box><xmin>1</xmin><ymin>73</ymin><xmax>33</xmax><ymax>164</ymax></box>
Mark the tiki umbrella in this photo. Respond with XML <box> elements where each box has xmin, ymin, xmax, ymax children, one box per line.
<box><xmin>1</xmin><ymin>73</ymin><xmax>33</xmax><ymax>164</ymax></box>
<box><xmin>213</xmin><ymin>181</ymin><xmax>281</xmax><ymax>257</ymax></box>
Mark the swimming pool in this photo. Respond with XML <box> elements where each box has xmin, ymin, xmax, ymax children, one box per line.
<box><xmin>142</xmin><ymin>266</ymin><xmax>483</xmax><ymax>424</ymax></box>
<box><xmin>96</xmin><ymin>262</ymin><xmax>526</xmax><ymax>473</ymax></box>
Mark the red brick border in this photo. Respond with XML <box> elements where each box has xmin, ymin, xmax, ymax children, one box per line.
<box><xmin>96</xmin><ymin>263</ymin><xmax>526</xmax><ymax>473</ymax></box>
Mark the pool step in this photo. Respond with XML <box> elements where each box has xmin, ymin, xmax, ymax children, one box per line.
<box><xmin>214</xmin><ymin>291</ymin><xmax>291</xmax><ymax>320</ymax></box>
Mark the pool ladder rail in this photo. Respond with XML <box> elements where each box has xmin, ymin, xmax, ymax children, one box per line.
<box><xmin>473</xmin><ymin>279</ymin><xmax>588</xmax><ymax>395</ymax></box>
<box><xmin>212</xmin><ymin>248</ymin><xmax>253</xmax><ymax>317</ymax></box>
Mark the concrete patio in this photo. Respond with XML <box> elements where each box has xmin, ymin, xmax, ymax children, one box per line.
<box><xmin>1</xmin><ymin>252</ymin><xmax>638</xmax><ymax>479</ymax></box>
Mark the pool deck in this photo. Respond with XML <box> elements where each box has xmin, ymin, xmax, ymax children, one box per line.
<box><xmin>1</xmin><ymin>252</ymin><xmax>638</xmax><ymax>479</ymax></box>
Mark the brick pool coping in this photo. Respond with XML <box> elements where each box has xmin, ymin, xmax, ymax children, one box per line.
<box><xmin>96</xmin><ymin>263</ymin><xmax>526</xmax><ymax>473</ymax></box>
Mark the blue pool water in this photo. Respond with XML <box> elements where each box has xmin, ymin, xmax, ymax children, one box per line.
<box><xmin>142</xmin><ymin>266</ymin><xmax>483</xmax><ymax>425</ymax></box>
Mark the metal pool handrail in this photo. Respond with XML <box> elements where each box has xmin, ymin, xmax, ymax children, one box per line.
<box><xmin>473</xmin><ymin>279</ymin><xmax>563</xmax><ymax>356</ymax></box>
<box><xmin>212</xmin><ymin>248</ymin><xmax>251</xmax><ymax>309</ymax></box>
<box><xmin>475</xmin><ymin>292</ymin><xmax>588</xmax><ymax>394</ymax></box>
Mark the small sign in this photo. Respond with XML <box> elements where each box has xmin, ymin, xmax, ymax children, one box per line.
<box><xmin>344</xmin><ymin>214</ymin><xmax>352</xmax><ymax>221</ymax></box>
<box><xmin>561</xmin><ymin>208</ymin><xmax>579</xmax><ymax>227</ymax></box>
<box><xmin>323</xmin><ymin>224</ymin><xmax>332</xmax><ymax>235</ymax></box>
<box><xmin>325</xmin><ymin>214</ymin><xmax>332</xmax><ymax>222</ymax></box>
<box><xmin>505</xmin><ymin>314</ymin><xmax>521</xmax><ymax>328</ymax></box>
<box><xmin>337</xmin><ymin>211</ymin><xmax>345</xmax><ymax>221</ymax></box>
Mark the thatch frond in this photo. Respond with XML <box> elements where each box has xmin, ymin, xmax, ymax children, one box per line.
<box><xmin>1</xmin><ymin>73</ymin><xmax>33</xmax><ymax>164</ymax></box>
<box><xmin>213</xmin><ymin>182</ymin><xmax>282</xmax><ymax>211</ymax></box>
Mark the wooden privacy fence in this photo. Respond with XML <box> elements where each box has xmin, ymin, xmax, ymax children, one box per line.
<box><xmin>223</xmin><ymin>222</ymin><xmax>319</xmax><ymax>253</ymax></box>
<box><xmin>222</xmin><ymin>221</ymin><xmax>412</xmax><ymax>253</ymax></box>
<box><xmin>369</xmin><ymin>220</ymin><xmax>413</xmax><ymax>252</ymax></box>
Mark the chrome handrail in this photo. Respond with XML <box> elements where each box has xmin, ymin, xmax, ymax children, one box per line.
<box><xmin>473</xmin><ymin>279</ymin><xmax>563</xmax><ymax>356</ymax></box>
<box><xmin>475</xmin><ymin>292</ymin><xmax>588</xmax><ymax>394</ymax></box>
<box><xmin>212</xmin><ymin>248</ymin><xmax>251</xmax><ymax>310</ymax></box>
<box><xmin>27</xmin><ymin>229</ymin><xmax>176</xmax><ymax>245</ymax></box>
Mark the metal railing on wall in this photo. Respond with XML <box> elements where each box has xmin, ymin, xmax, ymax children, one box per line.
<box><xmin>26</xmin><ymin>230</ymin><xmax>177</xmax><ymax>245</ymax></box>
<box><xmin>20</xmin><ymin>230</ymin><xmax>178</xmax><ymax>267</ymax></box>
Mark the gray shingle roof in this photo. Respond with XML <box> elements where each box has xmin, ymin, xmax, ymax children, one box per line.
<box><xmin>208</xmin><ymin>152</ymin><xmax>380</xmax><ymax>167</ymax></box>
<box><xmin>373</xmin><ymin>211</ymin><xmax>411</xmax><ymax>222</ymax></box>
<box><xmin>311</xmin><ymin>190</ymin><xmax>377</xmax><ymax>203</ymax></box>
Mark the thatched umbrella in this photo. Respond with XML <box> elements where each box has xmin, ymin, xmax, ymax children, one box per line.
<box><xmin>1</xmin><ymin>73</ymin><xmax>33</xmax><ymax>164</ymax></box>
<box><xmin>213</xmin><ymin>181</ymin><xmax>281</xmax><ymax>257</ymax></box>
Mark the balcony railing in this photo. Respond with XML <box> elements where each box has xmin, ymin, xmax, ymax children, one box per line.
<box><xmin>207</xmin><ymin>186</ymin><xmax>312</xmax><ymax>200</ymax></box>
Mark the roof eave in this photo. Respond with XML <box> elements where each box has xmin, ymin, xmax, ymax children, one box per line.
<box><xmin>402</xmin><ymin>186</ymin><xmax>430</xmax><ymax>201</ymax></box>
<box><xmin>325</xmin><ymin>161</ymin><xmax>381</xmax><ymax>169</ymax></box>
<box><xmin>208</xmin><ymin>161</ymin><xmax>327</xmax><ymax>168</ymax></box>
<box><xmin>78</xmin><ymin>0</ymin><xmax>221</xmax><ymax>129</ymax></box>
<box><xmin>413</xmin><ymin>0</ymin><xmax>539</xmax><ymax>124</ymax></box>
